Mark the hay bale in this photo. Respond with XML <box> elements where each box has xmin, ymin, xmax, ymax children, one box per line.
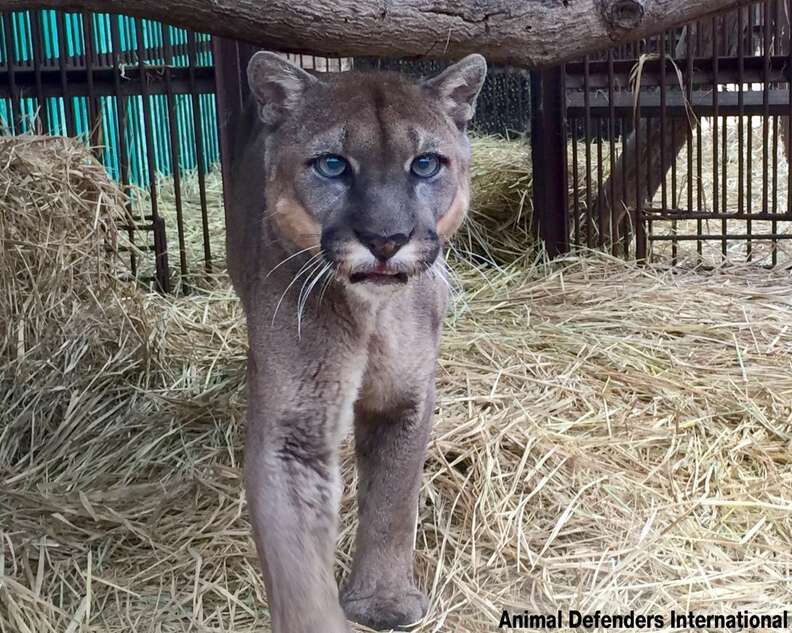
<box><xmin>458</xmin><ymin>136</ymin><xmax>613</xmax><ymax>265</ymax></box>
<box><xmin>0</xmin><ymin>141</ymin><xmax>246</xmax><ymax>633</ymax></box>
<box><xmin>0</xmin><ymin>136</ymin><xmax>153</xmax><ymax>500</ymax></box>
<box><xmin>455</xmin><ymin>135</ymin><xmax>534</xmax><ymax>265</ymax></box>
<box><xmin>0</xmin><ymin>136</ymin><xmax>131</xmax><ymax>357</ymax></box>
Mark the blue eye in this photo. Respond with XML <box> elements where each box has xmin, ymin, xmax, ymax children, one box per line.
<box><xmin>411</xmin><ymin>154</ymin><xmax>442</xmax><ymax>178</ymax></box>
<box><xmin>313</xmin><ymin>154</ymin><xmax>348</xmax><ymax>178</ymax></box>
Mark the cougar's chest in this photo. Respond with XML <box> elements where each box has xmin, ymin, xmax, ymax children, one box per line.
<box><xmin>356</xmin><ymin>299</ymin><xmax>442</xmax><ymax>413</ymax></box>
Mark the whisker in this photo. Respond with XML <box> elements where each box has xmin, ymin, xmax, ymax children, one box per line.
<box><xmin>430</xmin><ymin>260</ymin><xmax>455</xmax><ymax>295</ymax></box>
<box><xmin>297</xmin><ymin>256</ymin><xmax>327</xmax><ymax>303</ymax></box>
<box><xmin>271</xmin><ymin>252</ymin><xmax>325</xmax><ymax>326</ymax></box>
<box><xmin>296</xmin><ymin>261</ymin><xmax>328</xmax><ymax>327</ymax></box>
<box><xmin>318</xmin><ymin>264</ymin><xmax>338</xmax><ymax>307</ymax></box>
<box><xmin>288</xmin><ymin>258</ymin><xmax>327</xmax><ymax>334</ymax></box>
<box><xmin>433</xmin><ymin>260</ymin><xmax>469</xmax><ymax>314</ymax></box>
<box><xmin>297</xmin><ymin>262</ymin><xmax>333</xmax><ymax>337</ymax></box>
<box><xmin>265</xmin><ymin>245</ymin><xmax>318</xmax><ymax>279</ymax></box>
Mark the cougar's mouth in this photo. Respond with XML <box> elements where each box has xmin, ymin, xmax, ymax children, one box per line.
<box><xmin>349</xmin><ymin>272</ymin><xmax>409</xmax><ymax>284</ymax></box>
<box><xmin>348</xmin><ymin>262</ymin><xmax>409</xmax><ymax>285</ymax></box>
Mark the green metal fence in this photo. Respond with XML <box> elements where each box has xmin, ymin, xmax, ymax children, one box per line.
<box><xmin>0</xmin><ymin>10</ymin><xmax>219</xmax><ymax>188</ymax></box>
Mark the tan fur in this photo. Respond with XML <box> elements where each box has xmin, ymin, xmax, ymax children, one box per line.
<box><xmin>437</xmin><ymin>181</ymin><xmax>470</xmax><ymax>241</ymax></box>
<box><xmin>273</xmin><ymin>196</ymin><xmax>322</xmax><ymax>251</ymax></box>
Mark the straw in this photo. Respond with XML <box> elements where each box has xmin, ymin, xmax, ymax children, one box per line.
<box><xmin>2</xmin><ymin>135</ymin><xmax>791</xmax><ymax>633</ymax></box>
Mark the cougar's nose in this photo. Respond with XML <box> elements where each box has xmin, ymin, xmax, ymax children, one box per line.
<box><xmin>354</xmin><ymin>229</ymin><xmax>411</xmax><ymax>261</ymax></box>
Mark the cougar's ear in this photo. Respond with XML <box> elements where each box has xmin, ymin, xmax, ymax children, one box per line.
<box><xmin>424</xmin><ymin>54</ymin><xmax>487</xmax><ymax>130</ymax></box>
<box><xmin>247</xmin><ymin>51</ymin><xmax>318</xmax><ymax>127</ymax></box>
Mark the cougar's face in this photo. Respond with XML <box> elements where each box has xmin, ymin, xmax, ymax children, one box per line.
<box><xmin>248</xmin><ymin>54</ymin><xmax>486</xmax><ymax>287</ymax></box>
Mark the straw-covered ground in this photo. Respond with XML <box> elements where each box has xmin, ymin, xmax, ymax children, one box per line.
<box><xmin>2</xmin><ymin>136</ymin><xmax>792</xmax><ymax>633</ymax></box>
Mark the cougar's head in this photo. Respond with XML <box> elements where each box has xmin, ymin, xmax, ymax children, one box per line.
<box><xmin>247</xmin><ymin>52</ymin><xmax>487</xmax><ymax>287</ymax></box>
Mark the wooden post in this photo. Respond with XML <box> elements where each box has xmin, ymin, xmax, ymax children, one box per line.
<box><xmin>531</xmin><ymin>67</ymin><xmax>570</xmax><ymax>257</ymax></box>
<box><xmin>212</xmin><ymin>37</ymin><xmax>258</xmax><ymax>228</ymax></box>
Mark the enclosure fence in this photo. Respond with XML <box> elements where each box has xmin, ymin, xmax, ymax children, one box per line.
<box><xmin>0</xmin><ymin>9</ymin><xmax>219</xmax><ymax>291</ymax></box>
<box><xmin>3</xmin><ymin>1</ymin><xmax>791</xmax><ymax>293</ymax></box>
<box><xmin>557</xmin><ymin>0</ymin><xmax>792</xmax><ymax>267</ymax></box>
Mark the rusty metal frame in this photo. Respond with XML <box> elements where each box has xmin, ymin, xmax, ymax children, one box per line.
<box><xmin>562</xmin><ymin>0</ymin><xmax>792</xmax><ymax>265</ymax></box>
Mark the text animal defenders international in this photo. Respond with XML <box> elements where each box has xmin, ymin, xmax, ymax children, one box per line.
<box><xmin>498</xmin><ymin>608</ymin><xmax>789</xmax><ymax>629</ymax></box>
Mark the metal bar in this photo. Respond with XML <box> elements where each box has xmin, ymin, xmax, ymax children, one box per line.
<box><xmin>186</xmin><ymin>30</ymin><xmax>212</xmax><ymax>272</ymax></box>
<box><xmin>738</xmin><ymin>7</ymin><xmax>746</xmax><ymax>257</ymax></box>
<box><xmin>564</xmin><ymin>55</ymin><xmax>792</xmax><ymax>89</ymax></box>
<box><xmin>788</xmin><ymin>0</ymin><xmax>792</xmax><ymax>221</ymax></box>
<box><xmin>763</xmin><ymin>0</ymin><xmax>771</xmax><ymax>262</ymax></box>
<box><xmin>56</xmin><ymin>10</ymin><xmax>75</xmax><ymax>136</ymax></box>
<box><xmin>110</xmin><ymin>14</ymin><xmax>136</xmax><ymax>277</ymax></box>
<box><xmin>24</xmin><ymin>66</ymin><xmax>792</xmax><ymax>112</ymax></box>
<box><xmin>163</xmin><ymin>24</ymin><xmax>188</xmax><ymax>282</ymax></box>
<box><xmin>749</xmin><ymin>2</ymin><xmax>756</xmax><ymax>57</ymax></box>
<box><xmin>152</xmin><ymin>216</ymin><xmax>170</xmax><ymax>290</ymax></box>
<box><xmin>670</xmin><ymin>114</ymin><xmax>678</xmax><ymax>261</ymax></box>
<box><xmin>212</xmin><ymin>37</ymin><xmax>244</xmax><ymax>234</ymax></box>
<box><xmin>620</xmin><ymin>113</ymin><xmax>630</xmax><ymax>258</ymax></box>
<box><xmin>82</xmin><ymin>11</ymin><xmax>100</xmax><ymax>151</ymax></box>
<box><xmin>118</xmin><ymin>223</ymin><xmax>155</xmax><ymax>231</ymax></box>
<box><xmin>659</xmin><ymin>31</ymin><xmax>671</xmax><ymax>262</ymax></box>
<box><xmin>571</xmin><ymin>117</ymin><xmax>581</xmax><ymax>246</ymax></box>
<box><xmin>566</xmin><ymin>89</ymin><xmax>792</xmax><ymax>115</ymax></box>
<box><xmin>722</xmin><ymin>25</ymin><xmax>729</xmax><ymax>257</ymax></box>
<box><xmin>29</xmin><ymin>9</ymin><xmax>48</xmax><ymax>133</ymax></box>
<box><xmin>646</xmin><ymin>116</ymin><xmax>654</xmax><ymax>254</ymax></box>
<box><xmin>650</xmin><ymin>233</ymin><xmax>792</xmax><ymax>240</ymax></box>
<box><xmin>688</xmin><ymin>21</ymin><xmax>699</xmax><ymax>259</ymax></box>
<box><xmin>747</xmin><ymin>113</ymin><xmax>754</xmax><ymax>257</ymax></box>
<box><xmin>710</xmin><ymin>16</ymin><xmax>721</xmax><ymax>259</ymax></box>
<box><xmin>0</xmin><ymin>66</ymin><xmax>216</xmax><ymax>97</ymax></box>
<box><xmin>618</xmin><ymin>118</ymin><xmax>634</xmax><ymax>258</ymax></box>
<box><xmin>772</xmin><ymin>7</ymin><xmax>780</xmax><ymax>266</ymax></box>
<box><xmin>607</xmin><ymin>47</ymin><xmax>617</xmax><ymax>253</ymax></box>
<box><xmin>696</xmin><ymin>17</ymin><xmax>704</xmax><ymax>56</ymax></box>
<box><xmin>643</xmin><ymin>208</ymin><xmax>792</xmax><ymax>220</ymax></box>
<box><xmin>596</xmin><ymin>116</ymin><xmax>605</xmax><ymax>249</ymax></box>
<box><xmin>774</xmin><ymin>0</ymin><xmax>781</xmax><ymax>56</ymax></box>
<box><xmin>634</xmin><ymin>84</ymin><xmax>646</xmax><ymax>260</ymax></box>
<box><xmin>115</xmin><ymin>245</ymin><xmax>158</xmax><ymax>252</ymax></box>
<box><xmin>583</xmin><ymin>55</ymin><xmax>592</xmax><ymax>247</ymax></box>
<box><xmin>136</xmin><ymin>17</ymin><xmax>169</xmax><ymax>293</ymax></box>
<box><xmin>25</xmin><ymin>38</ymin><xmax>212</xmax><ymax>69</ymax></box>
<box><xmin>2</xmin><ymin>11</ymin><xmax>21</xmax><ymax>132</ymax></box>
<box><xmin>772</xmin><ymin>111</ymin><xmax>779</xmax><ymax>265</ymax></box>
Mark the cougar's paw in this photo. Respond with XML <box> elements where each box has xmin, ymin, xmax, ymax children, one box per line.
<box><xmin>340</xmin><ymin>583</ymin><xmax>428</xmax><ymax>630</ymax></box>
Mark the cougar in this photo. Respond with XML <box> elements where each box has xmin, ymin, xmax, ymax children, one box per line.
<box><xmin>226</xmin><ymin>51</ymin><xmax>487</xmax><ymax>633</ymax></box>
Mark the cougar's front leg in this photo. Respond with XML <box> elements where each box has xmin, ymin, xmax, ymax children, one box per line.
<box><xmin>245</xmin><ymin>354</ymin><xmax>353</xmax><ymax>633</ymax></box>
<box><xmin>340</xmin><ymin>387</ymin><xmax>434</xmax><ymax>630</ymax></box>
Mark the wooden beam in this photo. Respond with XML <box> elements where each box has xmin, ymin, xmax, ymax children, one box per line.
<box><xmin>0</xmin><ymin>0</ymin><xmax>757</xmax><ymax>68</ymax></box>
